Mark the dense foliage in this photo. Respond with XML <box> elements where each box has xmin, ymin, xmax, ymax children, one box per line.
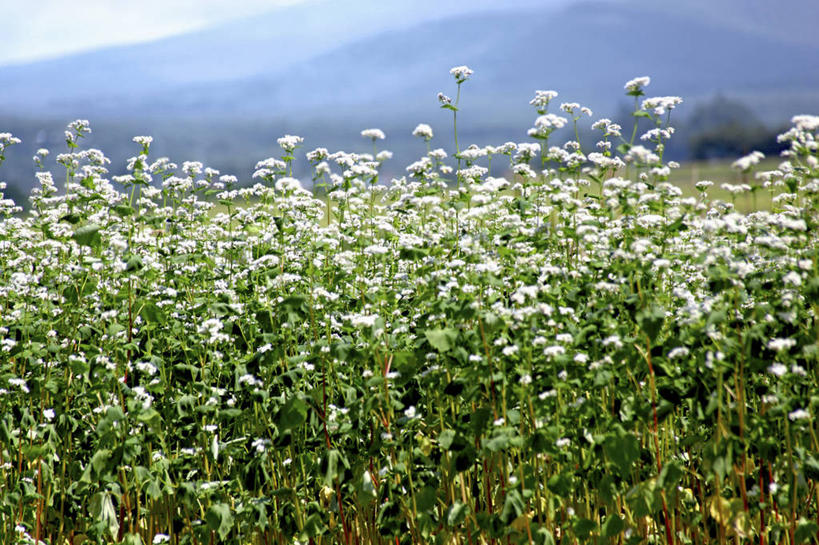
<box><xmin>1</xmin><ymin>73</ymin><xmax>818</xmax><ymax>545</ymax></box>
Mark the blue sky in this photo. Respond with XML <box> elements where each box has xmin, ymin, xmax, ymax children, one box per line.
<box><xmin>0</xmin><ymin>0</ymin><xmax>302</xmax><ymax>66</ymax></box>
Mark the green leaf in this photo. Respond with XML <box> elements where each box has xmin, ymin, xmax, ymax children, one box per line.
<box><xmin>795</xmin><ymin>518</ymin><xmax>819</xmax><ymax>544</ymax></box>
<box><xmin>139</xmin><ymin>301</ymin><xmax>163</xmax><ymax>324</ymax></box>
<box><xmin>322</xmin><ymin>449</ymin><xmax>349</xmax><ymax>486</ymax></box>
<box><xmin>277</xmin><ymin>397</ymin><xmax>307</xmax><ymax>431</ymax></box>
<box><xmin>125</xmin><ymin>255</ymin><xmax>143</xmax><ymax>272</ymax></box>
<box><xmin>205</xmin><ymin>503</ymin><xmax>234</xmax><ymax>540</ymax></box>
<box><xmin>415</xmin><ymin>486</ymin><xmax>438</xmax><ymax>513</ymax></box>
<box><xmin>446</xmin><ymin>501</ymin><xmax>468</xmax><ymax>526</ymax></box>
<box><xmin>604</xmin><ymin>427</ymin><xmax>640</xmax><ymax>478</ymax></box>
<box><xmin>547</xmin><ymin>472</ymin><xmax>572</xmax><ymax>497</ymax></box>
<box><xmin>658</xmin><ymin>460</ymin><xmax>684</xmax><ymax>491</ymax></box>
<box><xmin>602</xmin><ymin>514</ymin><xmax>624</xmax><ymax>537</ymax></box>
<box><xmin>636</xmin><ymin>305</ymin><xmax>665</xmax><ymax>342</ymax></box>
<box><xmin>500</xmin><ymin>489</ymin><xmax>525</xmax><ymax>524</ymax></box>
<box><xmin>573</xmin><ymin>518</ymin><xmax>597</xmax><ymax>538</ymax></box>
<box><xmin>73</xmin><ymin>223</ymin><xmax>101</xmax><ymax>248</ymax></box>
<box><xmin>90</xmin><ymin>491</ymin><xmax>119</xmax><ymax>540</ymax></box>
<box><xmin>425</xmin><ymin>328</ymin><xmax>457</xmax><ymax>352</ymax></box>
<box><xmin>122</xmin><ymin>533</ymin><xmax>144</xmax><ymax>545</ymax></box>
<box><xmin>438</xmin><ymin>429</ymin><xmax>456</xmax><ymax>450</ymax></box>
<box><xmin>112</xmin><ymin>205</ymin><xmax>135</xmax><ymax>217</ymax></box>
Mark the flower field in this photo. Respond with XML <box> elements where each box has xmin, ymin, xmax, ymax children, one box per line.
<box><xmin>1</xmin><ymin>71</ymin><xmax>818</xmax><ymax>545</ymax></box>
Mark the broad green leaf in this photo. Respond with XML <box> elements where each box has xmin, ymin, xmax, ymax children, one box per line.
<box><xmin>425</xmin><ymin>328</ymin><xmax>457</xmax><ymax>352</ymax></box>
<box><xmin>205</xmin><ymin>502</ymin><xmax>234</xmax><ymax>540</ymax></box>
<box><xmin>73</xmin><ymin>223</ymin><xmax>101</xmax><ymax>248</ymax></box>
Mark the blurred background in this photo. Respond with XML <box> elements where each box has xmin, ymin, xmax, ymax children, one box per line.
<box><xmin>1</xmin><ymin>0</ymin><xmax>818</xmax><ymax>202</ymax></box>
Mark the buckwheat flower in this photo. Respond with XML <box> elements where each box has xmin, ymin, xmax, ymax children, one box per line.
<box><xmin>560</xmin><ymin>102</ymin><xmax>580</xmax><ymax>114</ymax></box>
<box><xmin>8</xmin><ymin>378</ymin><xmax>29</xmax><ymax>393</ymax></box>
<box><xmin>768</xmin><ymin>338</ymin><xmax>796</xmax><ymax>352</ymax></box>
<box><xmin>275</xmin><ymin>177</ymin><xmax>304</xmax><ymax>194</ymax></box>
<box><xmin>790</xmin><ymin>114</ymin><xmax>819</xmax><ymax>131</ymax></box>
<box><xmin>668</xmin><ymin>347</ymin><xmax>690</xmax><ymax>359</ymax></box>
<box><xmin>624</xmin><ymin>76</ymin><xmax>650</xmax><ymax>93</ymax></box>
<box><xmin>783</xmin><ymin>271</ymin><xmax>802</xmax><ymax>286</ymax></box>
<box><xmin>767</xmin><ymin>363</ymin><xmax>787</xmax><ymax>377</ymax></box>
<box><xmin>602</xmin><ymin>335</ymin><xmax>623</xmax><ymax>349</ymax></box>
<box><xmin>695</xmin><ymin>180</ymin><xmax>713</xmax><ymax>191</ymax></box>
<box><xmin>153</xmin><ymin>534</ymin><xmax>171</xmax><ymax>544</ymax></box>
<box><xmin>361</xmin><ymin>128</ymin><xmax>386</xmax><ymax>141</ymax></box>
<box><xmin>788</xmin><ymin>408</ymin><xmax>810</xmax><ymax>421</ymax></box>
<box><xmin>133</xmin><ymin>136</ymin><xmax>153</xmax><ymax>146</ymax></box>
<box><xmin>251</xmin><ymin>438</ymin><xmax>270</xmax><ymax>454</ymax></box>
<box><xmin>502</xmin><ymin>345</ymin><xmax>519</xmax><ymax>356</ymax></box>
<box><xmin>530</xmin><ymin>113</ymin><xmax>568</xmax><ymax>134</ymax></box>
<box><xmin>556</xmin><ymin>437</ymin><xmax>570</xmax><ymax>448</ymax></box>
<box><xmin>277</xmin><ymin>134</ymin><xmax>303</xmax><ymax>153</ymax></box>
<box><xmin>0</xmin><ymin>132</ymin><xmax>22</xmax><ymax>148</ymax></box>
<box><xmin>43</xmin><ymin>409</ymin><xmax>55</xmax><ymax>421</ymax></box>
<box><xmin>412</xmin><ymin>123</ymin><xmax>434</xmax><ymax>140</ymax></box>
<box><xmin>404</xmin><ymin>405</ymin><xmax>418</xmax><ymax>419</ymax></box>
<box><xmin>641</xmin><ymin>96</ymin><xmax>682</xmax><ymax>116</ymax></box>
<box><xmin>493</xmin><ymin>417</ymin><xmax>505</xmax><ymax>426</ymax></box>
<box><xmin>732</xmin><ymin>151</ymin><xmax>765</xmax><ymax>172</ymax></box>
<box><xmin>437</xmin><ymin>92</ymin><xmax>452</xmax><ymax>105</ymax></box>
<box><xmin>68</xmin><ymin>119</ymin><xmax>91</xmax><ymax>134</ymax></box>
<box><xmin>519</xmin><ymin>374</ymin><xmax>532</xmax><ymax>385</ymax></box>
<box><xmin>539</xmin><ymin>389</ymin><xmax>556</xmax><ymax>400</ymax></box>
<box><xmin>181</xmin><ymin>160</ymin><xmax>203</xmax><ymax>177</ymax></box>
<box><xmin>530</xmin><ymin>90</ymin><xmax>558</xmax><ymax>109</ymax></box>
<box><xmin>450</xmin><ymin>65</ymin><xmax>473</xmax><ymax>82</ymax></box>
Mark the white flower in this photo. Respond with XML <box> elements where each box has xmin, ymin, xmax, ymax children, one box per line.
<box><xmin>767</xmin><ymin>363</ymin><xmax>787</xmax><ymax>377</ymax></box>
<box><xmin>641</xmin><ymin>96</ymin><xmax>682</xmax><ymax>116</ymax></box>
<box><xmin>731</xmin><ymin>151</ymin><xmax>764</xmax><ymax>172</ymax></box>
<box><xmin>555</xmin><ymin>437</ymin><xmax>570</xmax><ymax>448</ymax></box>
<box><xmin>153</xmin><ymin>534</ymin><xmax>170</xmax><ymax>544</ymax></box>
<box><xmin>502</xmin><ymin>345</ymin><xmax>519</xmax><ymax>356</ymax></box>
<box><xmin>412</xmin><ymin>123</ymin><xmax>434</xmax><ymax>140</ymax></box>
<box><xmin>767</xmin><ymin>338</ymin><xmax>796</xmax><ymax>352</ymax></box>
<box><xmin>788</xmin><ymin>408</ymin><xmax>810</xmax><ymax>421</ymax></box>
<box><xmin>449</xmin><ymin>65</ymin><xmax>473</xmax><ymax>82</ymax></box>
<box><xmin>783</xmin><ymin>271</ymin><xmax>802</xmax><ymax>287</ymax></box>
<box><xmin>668</xmin><ymin>347</ymin><xmax>690</xmax><ymax>359</ymax></box>
<box><xmin>133</xmin><ymin>136</ymin><xmax>153</xmax><ymax>146</ymax></box>
<box><xmin>530</xmin><ymin>90</ymin><xmax>558</xmax><ymax>109</ymax></box>
<box><xmin>43</xmin><ymin>409</ymin><xmax>56</xmax><ymax>421</ymax></box>
<box><xmin>277</xmin><ymin>134</ymin><xmax>303</xmax><ymax>153</ymax></box>
<box><xmin>275</xmin><ymin>177</ymin><xmax>304</xmax><ymax>193</ymax></box>
<box><xmin>624</xmin><ymin>76</ymin><xmax>650</xmax><ymax>93</ymax></box>
<box><xmin>361</xmin><ymin>128</ymin><xmax>386</xmax><ymax>141</ymax></box>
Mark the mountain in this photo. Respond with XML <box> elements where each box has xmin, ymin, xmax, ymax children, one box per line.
<box><xmin>0</xmin><ymin>0</ymin><xmax>560</xmax><ymax>115</ymax></box>
<box><xmin>2</xmin><ymin>0</ymin><xmax>816</xmax><ymax>120</ymax></box>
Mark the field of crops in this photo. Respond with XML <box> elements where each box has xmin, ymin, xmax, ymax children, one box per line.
<box><xmin>1</xmin><ymin>71</ymin><xmax>818</xmax><ymax>545</ymax></box>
